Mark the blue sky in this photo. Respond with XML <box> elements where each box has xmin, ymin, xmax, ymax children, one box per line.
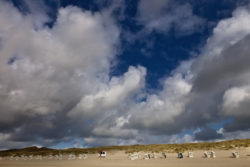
<box><xmin>0</xmin><ymin>0</ymin><xmax>250</xmax><ymax>149</ymax></box>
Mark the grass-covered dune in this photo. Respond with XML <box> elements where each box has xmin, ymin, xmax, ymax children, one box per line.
<box><xmin>0</xmin><ymin>139</ymin><xmax>250</xmax><ymax>157</ymax></box>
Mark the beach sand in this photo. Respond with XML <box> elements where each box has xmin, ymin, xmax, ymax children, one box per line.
<box><xmin>1</xmin><ymin>149</ymin><xmax>250</xmax><ymax>167</ymax></box>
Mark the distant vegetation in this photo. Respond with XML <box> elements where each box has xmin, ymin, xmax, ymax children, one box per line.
<box><xmin>0</xmin><ymin>139</ymin><xmax>250</xmax><ymax>157</ymax></box>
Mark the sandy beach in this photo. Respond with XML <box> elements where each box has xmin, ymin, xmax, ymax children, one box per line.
<box><xmin>1</xmin><ymin>149</ymin><xmax>250</xmax><ymax>167</ymax></box>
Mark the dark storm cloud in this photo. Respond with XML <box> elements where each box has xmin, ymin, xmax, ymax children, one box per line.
<box><xmin>194</xmin><ymin>128</ymin><xmax>223</xmax><ymax>141</ymax></box>
<box><xmin>189</xmin><ymin>35</ymin><xmax>250</xmax><ymax>131</ymax></box>
<box><xmin>192</xmin><ymin>35</ymin><xmax>250</xmax><ymax>92</ymax></box>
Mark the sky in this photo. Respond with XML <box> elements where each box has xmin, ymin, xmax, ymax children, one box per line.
<box><xmin>0</xmin><ymin>0</ymin><xmax>250</xmax><ymax>149</ymax></box>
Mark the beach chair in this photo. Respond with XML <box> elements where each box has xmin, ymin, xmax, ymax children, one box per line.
<box><xmin>78</xmin><ymin>154</ymin><xmax>86</xmax><ymax>160</ymax></box>
<box><xmin>37</xmin><ymin>155</ymin><xmax>43</xmax><ymax>160</ymax></box>
<box><xmin>128</xmin><ymin>153</ymin><xmax>139</xmax><ymax>160</ymax></box>
<box><xmin>128</xmin><ymin>154</ymin><xmax>132</xmax><ymax>160</ymax></box>
<box><xmin>58</xmin><ymin>154</ymin><xmax>63</xmax><ymax>160</ymax></box>
<box><xmin>68</xmin><ymin>154</ymin><xmax>76</xmax><ymax>160</ymax></box>
<box><xmin>232</xmin><ymin>151</ymin><xmax>239</xmax><ymax>158</ymax></box>
<box><xmin>204</xmin><ymin>152</ymin><xmax>209</xmax><ymax>158</ymax></box>
<box><xmin>162</xmin><ymin>152</ymin><xmax>167</xmax><ymax>159</ymax></box>
<box><xmin>188</xmin><ymin>152</ymin><xmax>194</xmax><ymax>158</ymax></box>
<box><xmin>143</xmin><ymin>154</ymin><xmax>150</xmax><ymax>160</ymax></box>
<box><xmin>152</xmin><ymin>152</ymin><xmax>157</xmax><ymax>159</ymax></box>
<box><xmin>21</xmin><ymin>155</ymin><xmax>27</xmax><ymax>160</ymax></box>
<box><xmin>83</xmin><ymin>154</ymin><xmax>87</xmax><ymax>159</ymax></box>
<box><xmin>178</xmin><ymin>153</ymin><xmax>183</xmax><ymax>158</ymax></box>
<box><xmin>210</xmin><ymin>151</ymin><xmax>216</xmax><ymax>158</ymax></box>
<box><xmin>54</xmin><ymin>155</ymin><xmax>59</xmax><ymax>160</ymax></box>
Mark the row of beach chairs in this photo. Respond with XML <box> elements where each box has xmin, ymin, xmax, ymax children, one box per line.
<box><xmin>1</xmin><ymin>154</ymin><xmax>88</xmax><ymax>161</ymax></box>
<box><xmin>204</xmin><ymin>151</ymin><xmax>216</xmax><ymax>158</ymax></box>
<box><xmin>0</xmin><ymin>151</ymin><xmax>242</xmax><ymax>161</ymax></box>
<box><xmin>127</xmin><ymin>151</ymin><xmax>241</xmax><ymax>160</ymax></box>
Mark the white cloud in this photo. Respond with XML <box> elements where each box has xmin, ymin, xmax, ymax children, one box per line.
<box><xmin>202</xmin><ymin>7</ymin><xmax>250</xmax><ymax>58</ymax></box>
<box><xmin>127</xmin><ymin>4</ymin><xmax>250</xmax><ymax>139</ymax></box>
<box><xmin>21</xmin><ymin>0</ymin><xmax>56</xmax><ymax>29</ymax></box>
<box><xmin>0</xmin><ymin>1</ymin><xmax>119</xmax><ymax>117</ymax></box>
<box><xmin>166</xmin><ymin>134</ymin><xmax>194</xmax><ymax>144</ymax></box>
<box><xmin>137</xmin><ymin>0</ymin><xmax>204</xmax><ymax>35</ymax></box>
<box><xmin>129</xmin><ymin>73</ymin><xmax>192</xmax><ymax>130</ymax></box>
<box><xmin>0</xmin><ymin>0</ymin><xmax>122</xmax><ymax>148</ymax></box>
<box><xmin>216</xmin><ymin>128</ymin><xmax>250</xmax><ymax>140</ymax></box>
<box><xmin>222</xmin><ymin>86</ymin><xmax>250</xmax><ymax>117</ymax></box>
<box><xmin>68</xmin><ymin>66</ymin><xmax>146</xmax><ymax>118</ymax></box>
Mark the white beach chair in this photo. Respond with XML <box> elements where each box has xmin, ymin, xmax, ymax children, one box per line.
<box><xmin>21</xmin><ymin>155</ymin><xmax>27</xmax><ymax>160</ymax></box>
<box><xmin>152</xmin><ymin>153</ymin><xmax>157</xmax><ymax>159</ymax></box>
<box><xmin>204</xmin><ymin>152</ymin><xmax>209</xmax><ymax>158</ymax></box>
<box><xmin>188</xmin><ymin>152</ymin><xmax>194</xmax><ymax>158</ymax></box>
<box><xmin>37</xmin><ymin>155</ymin><xmax>43</xmax><ymax>160</ymax></box>
<box><xmin>143</xmin><ymin>154</ymin><xmax>150</xmax><ymax>160</ymax></box>
<box><xmin>128</xmin><ymin>153</ymin><xmax>139</xmax><ymax>160</ymax></box>
<box><xmin>58</xmin><ymin>154</ymin><xmax>63</xmax><ymax>160</ymax></box>
<box><xmin>232</xmin><ymin>151</ymin><xmax>239</xmax><ymax>158</ymax></box>
<box><xmin>83</xmin><ymin>154</ymin><xmax>87</xmax><ymax>159</ymax></box>
<box><xmin>210</xmin><ymin>151</ymin><xmax>216</xmax><ymax>158</ymax></box>
<box><xmin>128</xmin><ymin>153</ymin><xmax>132</xmax><ymax>160</ymax></box>
<box><xmin>162</xmin><ymin>152</ymin><xmax>167</xmax><ymax>159</ymax></box>
<box><xmin>55</xmin><ymin>155</ymin><xmax>59</xmax><ymax>160</ymax></box>
<box><xmin>68</xmin><ymin>154</ymin><xmax>76</xmax><ymax>160</ymax></box>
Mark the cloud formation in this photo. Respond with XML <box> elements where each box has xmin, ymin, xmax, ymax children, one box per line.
<box><xmin>1</xmin><ymin>0</ymin><xmax>250</xmax><ymax>149</ymax></box>
<box><xmin>137</xmin><ymin>0</ymin><xmax>204</xmax><ymax>35</ymax></box>
<box><xmin>0</xmin><ymin>1</ymin><xmax>121</xmax><ymax>148</ymax></box>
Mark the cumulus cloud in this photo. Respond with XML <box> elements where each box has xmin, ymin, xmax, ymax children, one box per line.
<box><xmin>222</xmin><ymin>86</ymin><xmax>250</xmax><ymax>117</ymax></box>
<box><xmin>68</xmin><ymin>66</ymin><xmax>146</xmax><ymax>118</ymax></box>
<box><xmin>137</xmin><ymin>0</ymin><xmax>204</xmax><ymax>35</ymax></box>
<box><xmin>123</xmin><ymin>4</ymin><xmax>250</xmax><ymax>141</ymax></box>
<box><xmin>0</xmin><ymin>0</ymin><xmax>122</xmax><ymax>148</ymax></box>
<box><xmin>129</xmin><ymin>73</ymin><xmax>192</xmax><ymax>134</ymax></box>
<box><xmin>200</xmin><ymin>7</ymin><xmax>250</xmax><ymax>58</ymax></box>
<box><xmin>184</xmin><ymin>6</ymin><xmax>250</xmax><ymax>134</ymax></box>
<box><xmin>15</xmin><ymin>0</ymin><xmax>60</xmax><ymax>29</ymax></box>
<box><xmin>1</xmin><ymin>0</ymin><xmax>250</xmax><ymax>149</ymax></box>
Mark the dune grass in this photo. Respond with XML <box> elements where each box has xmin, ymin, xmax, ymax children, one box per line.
<box><xmin>0</xmin><ymin>139</ymin><xmax>249</xmax><ymax>157</ymax></box>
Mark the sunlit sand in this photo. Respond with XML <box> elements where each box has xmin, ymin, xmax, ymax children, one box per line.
<box><xmin>1</xmin><ymin>148</ymin><xmax>250</xmax><ymax>167</ymax></box>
